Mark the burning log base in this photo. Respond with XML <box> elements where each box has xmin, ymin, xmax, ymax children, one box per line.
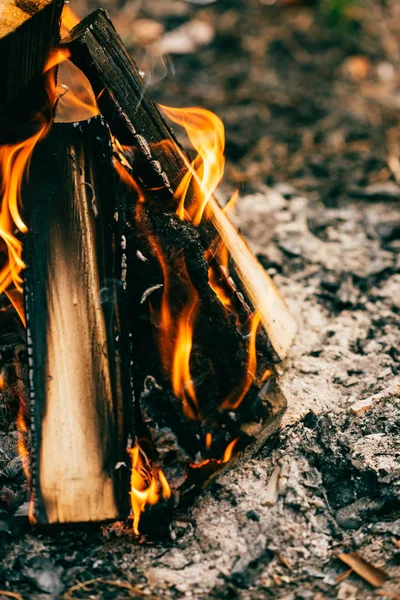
<box><xmin>0</xmin><ymin>2</ymin><xmax>296</xmax><ymax>532</ymax></box>
<box><xmin>23</xmin><ymin>118</ymin><xmax>132</xmax><ymax>523</ymax></box>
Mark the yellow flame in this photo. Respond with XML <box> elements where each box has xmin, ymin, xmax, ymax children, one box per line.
<box><xmin>159</xmin><ymin>105</ymin><xmax>225</xmax><ymax>226</ymax></box>
<box><xmin>128</xmin><ymin>444</ymin><xmax>171</xmax><ymax>535</ymax></box>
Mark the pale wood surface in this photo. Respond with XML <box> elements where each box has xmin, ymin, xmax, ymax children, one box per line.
<box><xmin>24</xmin><ymin>118</ymin><xmax>129</xmax><ymax>523</ymax></box>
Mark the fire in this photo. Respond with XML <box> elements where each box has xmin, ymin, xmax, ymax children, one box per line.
<box><xmin>55</xmin><ymin>49</ymin><xmax>100</xmax><ymax>123</ymax></box>
<box><xmin>112</xmin><ymin>102</ymin><xmax>263</xmax><ymax>524</ymax></box>
<box><xmin>190</xmin><ymin>438</ymin><xmax>238</xmax><ymax>469</ymax></box>
<box><xmin>152</xmin><ymin>247</ymin><xmax>201</xmax><ymax>421</ymax></box>
<box><xmin>0</xmin><ymin>48</ymin><xmax>66</xmax><ymax>324</ymax></box>
<box><xmin>56</xmin><ymin>6</ymin><xmax>100</xmax><ymax>123</ymax></box>
<box><xmin>0</xmin><ymin>5</ymin><xmax>99</xmax><ymax>524</ymax></box>
<box><xmin>159</xmin><ymin>105</ymin><xmax>225</xmax><ymax>226</ymax></box>
<box><xmin>205</xmin><ymin>236</ymin><xmax>237</xmax><ymax>314</ymax></box>
<box><xmin>128</xmin><ymin>444</ymin><xmax>171</xmax><ymax>535</ymax></box>
<box><xmin>114</xmin><ymin>157</ymin><xmax>202</xmax><ymax>422</ymax></box>
<box><xmin>16</xmin><ymin>403</ymin><xmax>30</xmax><ymax>483</ymax></box>
<box><xmin>221</xmin><ymin>312</ymin><xmax>261</xmax><ymax>410</ymax></box>
<box><xmin>61</xmin><ymin>5</ymin><xmax>80</xmax><ymax>36</ymax></box>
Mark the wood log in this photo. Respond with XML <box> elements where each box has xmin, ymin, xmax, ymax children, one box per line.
<box><xmin>63</xmin><ymin>9</ymin><xmax>297</xmax><ymax>362</ymax></box>
<box><xmin>23</xmin><ymin>116</ymin><xmax>131</xmax><ymax>524</ymax></box>
<box><xmin>0</xmin><ymin>0</ymin><xmax>63</xmax><ymax>142</ymax></box>
<box><xmin>116</xmin><ymin>163</ymin><xmax>287</xmax><ymax>505</ymax></box>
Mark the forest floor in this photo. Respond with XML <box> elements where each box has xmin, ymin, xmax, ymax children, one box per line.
<box><xmin>1</xmin><ymin>0</ymin><xmax>400</xmax><ymax>598</ymax></box>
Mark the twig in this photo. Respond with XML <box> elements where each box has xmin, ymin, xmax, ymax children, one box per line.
<box><xmin>335</xmin><ymin>568</ymin><xmax>353</xmax><ymax>583</ymax></box>
<box><xmin>64</xmin><ymin>577</ymin><xmax>161</xmax><ymax>600</ymax></box>
<box><xmin>0</xmin><ymin>592</ymin><xmax>23</xmax><ymax>600</ymax></box>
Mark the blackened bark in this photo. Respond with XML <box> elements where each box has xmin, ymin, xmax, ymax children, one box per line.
<box><xmin>63</xmin><ymin>9</ymin><xmax>297</xmax><ymax>363</ymax></box>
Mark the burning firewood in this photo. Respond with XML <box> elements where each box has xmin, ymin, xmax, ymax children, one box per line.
<box><xmin>62</xmin><ymin>9</ymin><xmax>297</xmax><ymax>363</ymax></box>
<box><xmin>0</xmin><ymin>2</ymin><xmax>296</xmax><ymax>532</ymax></box>
<box><xmin>58</xmin><ymin>9</ymin><xmax>294</xmax><ymax>526</ymax></box>
<box><xmin>22</xmin><ymin>117</ymin><xmax>132</xmax><ymax>523</ymax></box>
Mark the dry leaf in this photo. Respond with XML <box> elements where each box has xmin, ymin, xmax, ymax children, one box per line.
<box><xmin>337</xmin><ymin>552</ymin><xmax>389</xmax><ymax>588</ymax></box>
<box><xmin>335</xmin><ymin>568</ymin><xmax>353</xmax><ymax>583</ymax></box>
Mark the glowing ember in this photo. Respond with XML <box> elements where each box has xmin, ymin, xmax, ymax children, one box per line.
<box><xmin>128</xmin><ymin>444</ymin><xmax>171</xmax><ymax>535</ymax></box>
<box><xmin>190</xmin><ymin>438</ymin><xmax>238</xmax><ymax>470</ymax></box>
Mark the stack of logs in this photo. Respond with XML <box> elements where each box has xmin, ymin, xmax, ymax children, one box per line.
<box><xmin>0</xmin><ymin>0</ymin><xmax>296</xmax><ymax>528</ymax></box>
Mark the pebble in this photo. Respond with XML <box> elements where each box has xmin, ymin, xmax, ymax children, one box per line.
<box><xmin>161</xmin><ymin>19</ymin><xmax>215</xmax><ymax>54</ymax></box>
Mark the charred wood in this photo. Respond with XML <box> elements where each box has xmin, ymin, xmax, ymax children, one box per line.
<box><xmin>63</xmin><ymin>9</ymin><xmax>297</xmax><ymax>363</ymax></box>
<box><xmin>22</xmin><ymin>117</ymin><xmax>132</xmax><ymax>524</ymax></box>
<box><xmin>117</xmin><ymin>175</ymin><xmax>286</xmax><ymax>497</ymax></box>
<box><xmin>0</xmin><ymin>0</ymin><xmax>64</xmax><ymax>142</ymax></box>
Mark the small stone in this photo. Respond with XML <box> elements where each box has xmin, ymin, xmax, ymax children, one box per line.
<box><xmin>161</xmin><ymin>19</ymin><xmax>215</xmax><ymax>54</ymax></box>
<box><xmin>337</xmin><ymin>581</ymin><xmax>359</xmax><ymax>600</ymax></box>
<box><xmin>24</xmin><ymin>556</ymin><xmax>64</xmax><ymax>595</ymax></box>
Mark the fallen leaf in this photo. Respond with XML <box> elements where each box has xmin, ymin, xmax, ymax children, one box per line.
<box><xmin>337</xmin><ymin>552</ymin><xmax>389</xmax><ymax>588</ymax></box>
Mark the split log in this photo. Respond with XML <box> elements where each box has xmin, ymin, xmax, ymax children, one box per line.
<box><xmin>117</xmin><ymin>166</ymin><xmax>287</xmax><ymax>501</ymax></box>
<box><xmin>23</xmin><ymin>117</ymin><xmax>132</xmax><ymax>524</ymax></box>
<box><xmin>0</xmin><ymin>0</ymin><xmax>64</xmax><ymax>141</ymax></box>
<box><xmin>63</xmin><ymin>9</ymin><xmax>297</xmax><ymax>363</ymax></box>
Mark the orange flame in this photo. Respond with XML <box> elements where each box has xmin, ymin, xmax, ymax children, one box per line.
<box><xmin>190</xmin><ymin>437</ymin><xmax>238</xmax><ymax>469</ymax></box>
<box><xmin>0</xmin><ymin>49</ymin><xmax>65</xmax><ymax>324</ymax></box>
<box><xmin>61</xmin><ymin>5</ymin><xmax>80</xmax><ymax>36</ymax></box>
<box><xmin>171</xmin><ymin>274</ymin><xmax>200</xmax><ymax>420</ymax></box>
<box><xmin>56</xmin><ymin>9</ymin><xmax>99</xmax><ymax>124</ymax></box>
<box><xmin>128</xmin><ymin>444</ymin><xmax>171</xmax><ymax>535</ymax></box>
<box><xmin>205</xmin><ymin>236</ymin><xmax>237</xmax><ymax>314</ymax></box>
<box><xmin>223</xmin><ymin>188</ymin><xmax>239</xmax><ymax>214</ymax></box>
<box><xmin>159</xmin><ymin>107</ymin><xmax>240</xmax><ymax>315</ymax></box>
<box><xmin>17</xmin><ymin>403</ymin><xmax>30</xmax><ymax>483</ymax></box>
<box><xmin>55</xmin><ymin>50</ymin><xmax>99</xmax><ymax>123</ymax></box>
<box><xmin>221</xmin><ymin>312</ymin><xmax>261</xmax><ymax>410</ymax></box>
<box><xmin>152</xmin><ymin>246</ymin><xmax>201</xmax><ymax>421</ymax></box>
<box><xmin>159</xmin><ymin>105</ymin><xmax>225</xmax><ymax>226</ymax></box>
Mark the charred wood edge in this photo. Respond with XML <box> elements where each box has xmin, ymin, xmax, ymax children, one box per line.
<box><xmin>0</xmin><ymin>0</ymin><xmax>64</xmax><ymax>143</ymax></box>
<box><xmin>23</xmin><ymin>116</ymin><xmax>132</xmax><ymax>524</ymax></box>
<box><xmin>62</xmin><ymin>9</ymin><xmax>297</xmax><ymax>362</ymax></box>
<box><xmin>179</xmin><ymin>374</ymin><xmax>287</xmax><ymax>503</ymax></box>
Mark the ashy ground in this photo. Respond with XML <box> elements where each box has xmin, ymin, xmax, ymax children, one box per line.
<box><xmin>1</xmin><ymin>0</ymin><xmax>400</xmax><ymax>598</ymax></box>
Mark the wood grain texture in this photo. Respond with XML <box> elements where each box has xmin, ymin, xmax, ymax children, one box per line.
<box><xmin>0</xmin><ymin>0</ymin><xmax>63</xmax><ymax>141</ymax></box>
<box><xmin>64</xmin><ymin>9</ymin><xmax>297</xmax><ymax>362</ymax></box>
<box><xmin>23</xmin><ymin>117</ymin><xmax>131</xmax><ymax>523</ymax></box>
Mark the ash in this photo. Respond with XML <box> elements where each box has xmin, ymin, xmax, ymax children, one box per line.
<box><xmin>1</xmin><ymin>0</ymin><xmax>400</xmax><ymax>597</ymax></box>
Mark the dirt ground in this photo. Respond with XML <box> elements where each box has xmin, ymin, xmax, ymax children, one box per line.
<box><xmin>1</xmin><ymin>0</ymin><xmax>400</xmax><ymax>598</ymax></box>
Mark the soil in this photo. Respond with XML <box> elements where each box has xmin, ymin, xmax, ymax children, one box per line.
<box><xmin>1</xmin><ymin>0</ymin><xmax>400</xmax><ymax>598</ymax></box>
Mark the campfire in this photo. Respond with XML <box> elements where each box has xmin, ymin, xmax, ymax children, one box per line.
<box><xmin>0</xmin><ymin>0</ymin><xmax>296</xmax><ymax>534</ymax></box>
